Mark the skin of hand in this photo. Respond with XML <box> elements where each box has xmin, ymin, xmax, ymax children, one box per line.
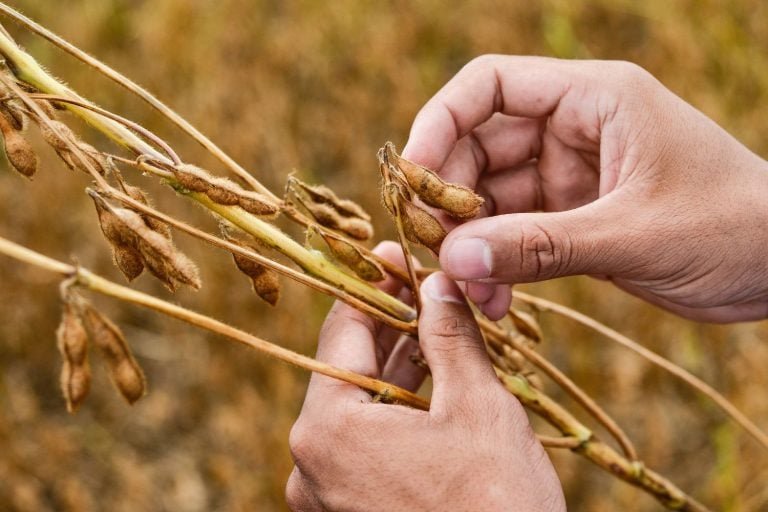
<box><xmin>402</xmin><ymin>55</ymin><xmax>768</xmax><ymax>323</ymax></box>
<box><xmin>286</xmin><ymin>242</ymin><xmax>565</xmax><ymax>512</ymax></box>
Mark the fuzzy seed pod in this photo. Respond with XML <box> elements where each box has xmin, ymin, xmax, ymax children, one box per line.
<box><xmin>384</xmin><ymin>142</ymin><xmax>484</xmax><ymax>220</ymax></box>
<box><xmin>377</xmin><ymin>150</ymin><xmax>397</xmax><ymax>216</ymax></box>
<box><xmin>175</xmin><ymin>166</ymin><xmax>279</xmax><ymax>217</ymax></box>
<box><xmin>40</xmin><ymin>119</ymin><xmax>76</xmax><ymax>153</ymax></box>
<box><xmin>502</xmin><ymin>344</ymin><xmax>528</xmax><ymax>373</ymax></box>
<box><xmin>76</xmin><ymin>142</ymin><xmax>109</xmax><ymax>175</ymax></box>
<box><xmin>35</xmin><ymin>99</ymin><xmax>59</xmax><ymax>118</ymax></box>
<box><xmin>0</xmin><ymin>100</ymin><xmax>27</xmax><ymax>130</ymax></box>
<box><xmin>56</xmin><ymin>301</ymin><xmax>91</xmax><ymax>413</ymax></box>
<box><xmin>83</xmin><ymin>307</ymin><xmax>146</xmax><ymax>404</ymax></box>
<box><xmin>0</xmin><ymin>113</ymin><xmax>37</xmax><ymax>177</ymax></box>
<box><xmin>508</xmin><ymin>308</ymin><xmax>542</xmax><ymax>343</ymax></box>
<box><xmin>288</xmin><ymin>177</ymin><xmax>373</xmax><ymax>239</ymax></box>
<box><xmin>93</xmin><ymin>193</ymin><xmax>145</xmax><ymax>281</ymax></box>
<box><xmin>250</xmin><ymin>269</ymin><xmax>281</xmax><ymax>306</ymax></box>
<box><xmin>114</xmin><ymin>245</ymin><xmax>145</xmax><ymax>281</ymax></box>
<box><xmin>317</xmin><ymin>229</ymin><xmax>384</xmax><ymax>282</ymax></box>
<box><xmin>399</xmin><ymin>196</ymin><xmax>447</xmax><ymax>253</ymax></box>
<box><xmin>293</xmin><ymin>180</ymin><xmax>371</xmax><ymax>221</ymax></box>
<box><xmin>206</xmin><ymin>178</ymin><xmax>240</xmax><ymax>205</ymax></box>
<box><xmin>2</xmin><ymin>131</ymin><xmax>37</xmax><ymax>177</ymax></box>
<box><xmin>92</xmin><ymin>193</ymin><xmax>134</xmax><ymax>246</ymax></box>
<box><xmin>121</xmin><ymin>182</ymin><xmax>173</xmax><ymax>239</ymax></box>
<box><xmin>228</xmin><ymin>237</ymin><xmax>281</xmax><ymax>305</ymax></box>
<box><xmin>39</xmin><ymin>120</ymin><xmax>101</xmax><ymax>174</ymax></box>
<box><xmin>91</xmin><ymin>192</ymin><xmax>201</xmax><ymax>290</ymax></box>
<box><xmin>301</xmin><ymin>202</ymin><xmax>374</xmax><ymax>240</ymax></box>
<box><xmin>174</xmin><ymin>164</ymin><xmax>214</xmax><ymax>192</ymax></box>
<box><xmin>132</xmin><ymin>222</ymin><xmax>202</xmax><ymax>291</ymax></box>
<box><xmin>236</xmin><ymin>190</ymin><xmax>279</xmax><ymax>217</ymax></box>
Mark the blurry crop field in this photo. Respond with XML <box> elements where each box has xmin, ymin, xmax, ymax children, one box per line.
<box><xmin>0</xmin><ymin>0</ymin><xmax>767</xmax><ymax>510</ymax></box>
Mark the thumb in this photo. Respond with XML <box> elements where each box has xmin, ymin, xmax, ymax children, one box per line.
<box><xmin>418</xmin><ymin>272</ymin><xmax>497</xmax><ymax>409</ymax></box>
<box><xmin>440</xmin><ymin>198</ymin><xmax>630</xmax><ymax>284</ymax></box>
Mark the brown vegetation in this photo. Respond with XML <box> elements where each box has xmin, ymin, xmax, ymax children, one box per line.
<box><xmin>0</xmin><ymin>1</ymin><xmax>766</xmax><ymax>511</ymax></box>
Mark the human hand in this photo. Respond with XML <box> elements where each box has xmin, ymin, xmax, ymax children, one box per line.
<box><xmin>403</xmin><ymin>56</ymin><xmax>768</xmax><ymax>322</ymax></box>
<box><xmin>286</xmin><ymin>242</ymin><xmax>565</xmax><ymax>511</ymax></box>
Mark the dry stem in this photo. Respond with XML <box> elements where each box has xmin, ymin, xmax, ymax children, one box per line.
<box><xmin>480</xmin><ymin>318</ymin><xmax>639</xmax><ymax>461</ymax></box>
<box><xmin>0</xmin><ymin>3</ymin><xmax>273</xmax><ymax>198</ymax></box>
<box><xmin>513</xmin><ymin>291</ymin><xmax>768</xmax><ymax>451</ymax></box>
<box><xmin>0</xmin><ymin>31</ymin><xmax>417</xmax><ymax>324</ymax></box>
<box><xmin>99</xmin><ymin>186</ymin><xmax>417</xmax><ymax>334</ymax></box>
<box><xmin>0</xmin><ymin>235</ymin><xmax>426</xmax><ymax>409</ymax></box>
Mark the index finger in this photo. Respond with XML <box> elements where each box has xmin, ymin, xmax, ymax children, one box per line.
<box><xmin>401</xmin><ymin>55</ymin><xmax>579</xmax><ymax>172</ymax></box>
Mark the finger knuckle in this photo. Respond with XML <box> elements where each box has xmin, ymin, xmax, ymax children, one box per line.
<box><xmin>429</xmin><ymin>315</ymin><xmax>480</xmax><ymax>341</ymax></box>
<box><xmin>606</xmin><ymin>61</ymin><xmax>657</xmax><ymax>103</ymax></box>
<box><xmin>288</xmin><ymin>422</ymin><xmax>315</xmax><ymax>463</ymax></box>
<box><xmin>464</xmin><ymin>53</ymin><xmax>501</xmax><ymax>72</ymax></box>
<box><xmin>284</xmin><ymin>476</ymin><xmax>304</xmax><ymax>511</ymax></box>
<box><xmin>610</xmin><ymin>60</ymin><xmax>651</xmax><ymax>86</ymax></box>
<box><xmin>517</xmin><ymin>222</ymin><xmax>570</xmax><ymax>280</ymax></box>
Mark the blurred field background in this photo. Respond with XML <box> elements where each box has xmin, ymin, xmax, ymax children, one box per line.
<box><xmin>0</xmin><ymin>0</ymin><xmax>767</xmax><ymax>510</ymax></box>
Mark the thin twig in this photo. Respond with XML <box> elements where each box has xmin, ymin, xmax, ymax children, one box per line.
<box><xmin>537</xmin><ymin>436</ymin><xmax>583</xmax><ymax>449</ymax></box>
<box><xmin>480</xmin><ymin>318</ymin><xmax>639</xmax><ymax>461</ymax></box>
<box><xmin>0</xmin><ymin>3</ymin><xmax>274</xmax><ymax>199</ymax></box>
<box><xmin>0</xmin><ymin>25</ymin><xmax>418</xmax><ymax>325</ymax></box>
<box><xmin>0</xmin><ymin>235</ymin><xmax>427</xmax><ymax>410</ymax></box>
<box><xmin>0</xmin><ymin>73</ymin><xmax>110</xmax><ymax>190</ymax></box>
<box><xmin>27</xmin><ymin>93</ymin><xmax>181</xmax><ymax>164</ymax></box>
<box><xmin>387</xmin><ymin>185</ymin><xmax>421</xmax><ymax>312</ymax></box>
<box><xmin>99</xmin><ymin>187</ymin><xmax>417</xmax><ymax>334</ymax></box>
<box><xmin>493</xmin><ymin>367</ymin><xmax>711</xmax><ymax>512</ymax></box>
<box><xmin>513</xmin><ymin>290</ymin><xmax>768</xmax><ymax>451</ymax></box>
<box><xmin>280</xmin><ymin>202</ymin><xmax>410</xmax><ymax>283</ymax></box>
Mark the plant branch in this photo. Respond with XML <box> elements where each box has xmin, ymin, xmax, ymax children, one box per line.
<box><xmin>0</xmin><ymin>33</ymin><xmax>418</xmax><ymax>324</ymax></box>
<box><xmin>480</xmin><ymin>317</ymin><xmax>638</xmax><ymax>461</ymax></box>
<box><xmin>493</xmin><ymin>368</ymin><xmax>710</xmax><ymax>512</ymax></box>
<box><xmin>27</xmin><ymin>93</ymin><xmax>181</xmax><ymax>164</ymax></box>
<box><xmin>0</xmin><ymin>2</ymin><xmax>274</xmax><ymax>199</ymax></box>
<box><xmin>0</xmin><ymin>235</ymin><xmax>427</xmax><ymax>409</ymax></box>
<box><xmin>387</xmin><ymin>185</ymin><xmax>421</xmax><ymax>312</ymax></box>
<box><xmin>99</xmin><ymin>186</ymin><xmax>417</xmax><ymax>334</ymax></box>
<box><xmin>513</xmin><ymin>291</ymin><xmax>768</xmax><ymax>451</ymax></box>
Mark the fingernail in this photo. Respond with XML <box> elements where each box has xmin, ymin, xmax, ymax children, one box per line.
<box><xmin>421</xmin><ymin>273</ymin><xmax>464</xmax><ymax>304</ymax></box>
<box><xmin>442</xmin><ymin>238</ymin><xmax>492</xmax><ymax>280</ymax></box>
